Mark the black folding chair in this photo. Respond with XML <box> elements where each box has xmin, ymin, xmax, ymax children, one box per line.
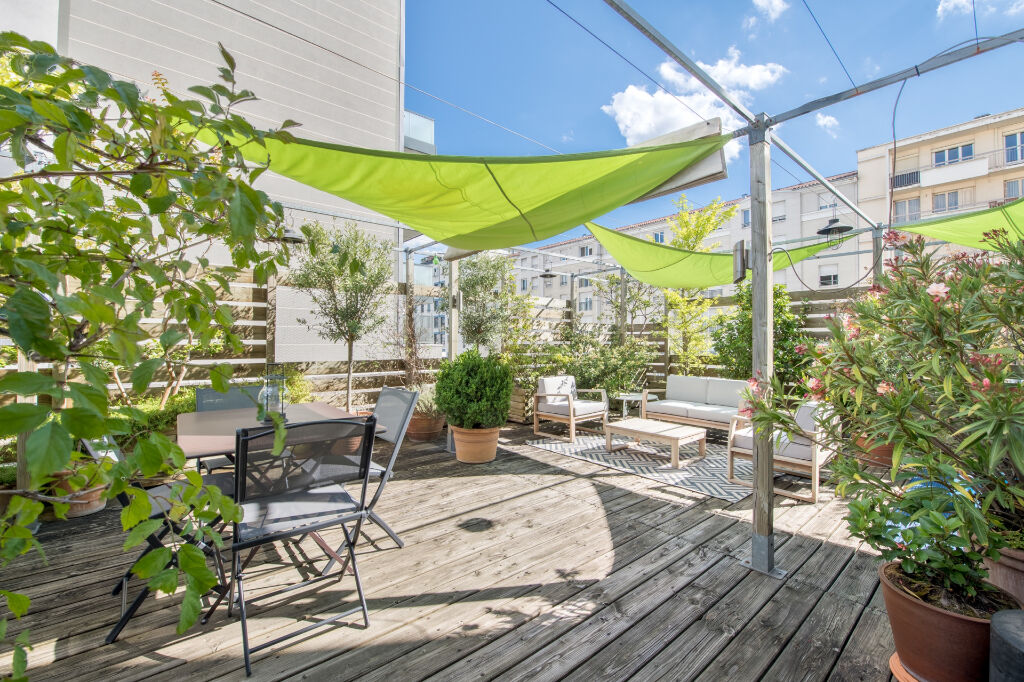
<box><xmin>81</xmin><ymin>437</ymin><xmax>233</xmax><ymax>644</ymax></box>
<box><xmin>213</xmin><ymin>418</ymin><xmax>376</xmax><ymax>676</ymax></box>
<box><xmin>363</xmin><ymin>386</ymin><xmax>418</xmax><ymax>548</ymax></box>
<box><xmin>193</xmin><ymin>385</ymin><xmax>261</xmax><ymax>474</ymax></box>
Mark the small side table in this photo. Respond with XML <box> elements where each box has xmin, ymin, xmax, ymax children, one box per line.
<box><xmin>613</xmin><ymin>392</ymin><xmax>658</xmax><ymax>419</ymax></box>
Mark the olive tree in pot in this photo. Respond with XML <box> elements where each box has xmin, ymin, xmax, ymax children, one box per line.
<box><xmin>749</xmin><ymin>231</ymin><xmax>1024</xmax><ymax>682</ymax></box>
<box><xmin>406</xmin><ymin>383</ymin><xmax>445</xmax><ymax>442</ymax></box>
<box><xmin>435</xmin><ymin>350</ymin><xmax>512</xmax><ymax>463</ymax></box>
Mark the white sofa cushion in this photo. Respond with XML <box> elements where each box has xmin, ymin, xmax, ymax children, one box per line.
<box><xmin>538</xmin><ymin>376</ymin><xmax>577</xmax><ymax>406</ymax></box>
<box><xmin>539</xmin><ymin>399</ymin><xmax>605</xmax><ymax>417</ymax></box>
<box><xmin>645</xmin><ymin>399</ymin><xmax>702</xmax><ymax>418</ymax></box>
<box><xmin>706</xmin><ymin>378</ymin><xmax>747</xmax><ymax>408</ymax></box>
<box><xmin>733</xmin><ymin>425</ymin><xmax>755</xmax><ymax>451</ymax></box>
<box><xmin>776</xmin><ymin>433</ymin><xmax>813</xmax><ymax>461</ymax></box>
<box><xmin>685</xmin><ymin>404</ymin><xmax>737</xmax><ymax>424</ymax></box>
<box><xmin>665</xmin><ymin>375</ymin><xmax>707</xmax><ymax>403</ymax></box>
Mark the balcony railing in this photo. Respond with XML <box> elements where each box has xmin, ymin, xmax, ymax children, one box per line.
<box><xmin>892</xmin><ymin>200</ymin><xmax>993</xmax><ymax>226</ymax></box>
<box><xmin>890</xmin><ymin>147</ymin><xmax>1024</xmax><ymax>188</ymax></box>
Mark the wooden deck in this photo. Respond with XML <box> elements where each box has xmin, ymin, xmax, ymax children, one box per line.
<box><xmin>1</xmin><ymin>424</ymin><xmax>895</xmax><ymax>681</ymax></box>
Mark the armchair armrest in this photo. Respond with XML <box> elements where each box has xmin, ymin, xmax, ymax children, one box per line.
<box><xmin>577</xmin><ymin>388</ymin><xmax>608</xmax><ymax>407</ymax></box>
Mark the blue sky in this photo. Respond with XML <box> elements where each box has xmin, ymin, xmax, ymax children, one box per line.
<box><xmin>405</xmin><ymin>0</ymin><xmax>1024</xmax><ymax>245</ymax></box>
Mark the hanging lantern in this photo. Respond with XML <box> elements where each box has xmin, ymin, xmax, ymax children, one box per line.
<box><xmin>817</xmin><ymin>217</ymin><xmax>853</xmax><ymax>250</ymax></box>
<box><xmin>259</xmin><ymin>363</ymin><xmax>289</xmax><ymax>423</ymax></box>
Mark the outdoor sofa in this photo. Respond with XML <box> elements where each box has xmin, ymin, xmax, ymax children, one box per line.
<box><xmin>640</xmin><ymin>375</ymin><xmax>747</xmax><ymax>431</ymax></box>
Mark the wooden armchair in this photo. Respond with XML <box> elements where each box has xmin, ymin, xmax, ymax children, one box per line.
<box><xmin>533</xmin><ymin>375</ymin><xmax>608</xmax><ymax>444</ymax></box>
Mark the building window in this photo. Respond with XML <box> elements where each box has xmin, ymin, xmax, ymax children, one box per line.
<box><xmin>578</xmin><ymin>297</ymin><xmax>593</xmax><ymax>312</ymax></box>
<box><xmin>530</xmin><ymin>256</ymin><xmax>538</xmax><ymax>268</ymax></box>
<box><xmin>819</xmin><ymin>264</ymin><xmax>839</xmax><ymax>287</ymax></box>
<box><xmin>531</xmin><ymin>277</ymin><xmax>538</xmax><ymax>291</ymax></box>
<box><xmin>653</xmin><ymin>231</ymin><xmax>665</xmax><ymax>243</ymax></box>
<box><xmin>772</xmin><ymin>201</ymin><xmax>786</xmax><ymax>223</ymax></box>
<box><xmin>1006</xmin><ymin>179</ymin><xmax>1023</xmax><ymax>199</ymax></box>
<box><xmin>893</xmin><ymin>197</ymin><xmax>921</xmax><ymax>224</ymax></box>
<box><xmin>932</xmin><ymin>190</ymin><xmax>960</xmax><ymax>213</ymax></box>
<box><xmin>579</xmin><ymin>278</ymin><xmax>590</xmax><ymax>288</ymax></box>
<box><xmin>579</xmin><ymin>245</ymin><xmax>593</xmax><ymax>257</ymax></box>
<box><xmin>560</xmin><ymin>274</ymin><xmax>568</xmax><ymax>286</ymax></box>
<box><xmin>933</xmin><ymin>144</ymin><xmax>974</xmax><ymax>167</ymax></box>
<box><xmin>520</xmin><ymin>278</ymin><xmax>528</xmax><ymax>292</ymax></box>
<box><xmin>818</xmin><ymin>193</ymin><xmax>838</xmax><ymax>210</ymax></box>
<box><xmin>1006</xmin><ymin>132</ymin><xmax>1023</xmax><ymax>164</ymax></box>
<box><xmin>741</xmin><ymin>209</ymin><xmax>751</xmax><ymax>227</ymax></box>
<box><xmin>560</xmin><ymin>256</ymin><xmax>566</xmax><ymax>261</ymax></box>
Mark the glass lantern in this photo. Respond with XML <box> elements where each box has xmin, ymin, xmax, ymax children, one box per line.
<box><xmin>259</xmin><ymin>363</ymin><xmax>289</xmax><ymax>423</ymax></box>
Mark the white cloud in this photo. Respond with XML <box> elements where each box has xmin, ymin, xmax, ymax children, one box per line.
<box><xmin>1008</xmin><ymin>0</ymin><xmax>1024</xmax><ymax>12</ymax></box>
<box><xmin>753</xmin><ymin>0</ymin><xmax>790</xmax><ymax>22</ymax></box>
<box><xmin>815</xmin><ymin>112</ymin><xmax>839</xmax><ymax>138</ymax></box>
<box><xmin>938</xmin><ymin>0</ymin><xmax>1024</xmax><ymax>16</ymax></box>
<box><xmin>937</xmin><ymin>0</ymin><xmax>973</xmax><ymax>17</ymax></box>
<box><xmin>742</xmin><ymin>15</ymin><xmax>758</xmax><ymax>30</ymax></box>
<box><xmin>601</xmin><ymin>48</ymin><xmax>787</xmax><ymax>164</ymax></box>
<box><xmin>561</xmin><ymin>130</ymin><xmax>574</xmax><ymax>143</ymax></box>
<box><xmin>818</xmin><ymin>75</ymin><xmax>828</xmax><ymax>85</ymax></box>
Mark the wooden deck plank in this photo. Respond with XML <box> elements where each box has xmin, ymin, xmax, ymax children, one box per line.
<box><xmin>0</xmin><ymin>423</ymin><xmax>894</xmax><ymax>682</ymax></box>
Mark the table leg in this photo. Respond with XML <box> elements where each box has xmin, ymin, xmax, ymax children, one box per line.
<box><xmin>699</xmin><ymin>438</ymin><xmax>706</xmax><ymax>458</ymax></box>
<box><xmin>671</xmin><ymin>440</ymin><xmax>679</xmax><ymax>469</ymax></box>
<box><xmin>605</xmin><ymin>428</ymin><xmax>612</xmax><ymax>452</ymax></box>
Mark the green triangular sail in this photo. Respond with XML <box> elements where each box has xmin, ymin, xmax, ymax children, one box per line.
<box><xmin>587</xmin><ymin>222</ymin><xmax>842</xmax><ymax>289</ymax></box>
<box><xmin>900</xmin><ymin>196</ymin><xmax>1024</xmax><ymax>249</ymax></box>
<box><xmin>198</xmin><ymin>127</ymin><xmax>729</xmax><ymax>250</ymax></box>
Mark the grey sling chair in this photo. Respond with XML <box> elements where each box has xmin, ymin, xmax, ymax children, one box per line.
<box><xmin>319</xmin><ymin>386</ymin><xmax>418</xmax><ymax>576</ymax></box>
<box><xmin>193</xmin><ymin>385</ymin><xmax>262</xmax><ymax>474</ymax></box>
<box><xmin>211</xmin><ymin>417</ymin><xmax>376</xmax><ymax>677</ymax></box>
<box><xmin>80</xmin><ymin>436</ymin><xmax>233</xmax><ymax>644</ymax></box>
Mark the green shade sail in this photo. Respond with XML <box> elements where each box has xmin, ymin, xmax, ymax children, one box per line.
<box><xmin>900</xmin><ymin>197</ymin><xmax>1024</xmax><ymax>249</ymax></box>
<box><xmin>587</xmin><ymin>222</ymin><xmax>843</xmax><ymax>289</ymax></box>
<box><xmin>201</xmin><ymin>128</ymin><xmax>729</xmax><ymax>250</ymax></box>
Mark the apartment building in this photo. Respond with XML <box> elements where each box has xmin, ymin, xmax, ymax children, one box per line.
<box><xmin>512</xmin><ymin>170</ymin><xmax>866</xmax><ymax>323</ymax></box>
<box><xmin>858</xmin><ymin>107</ymin><xmax>1024</xmax><ymax>239</ymax></box>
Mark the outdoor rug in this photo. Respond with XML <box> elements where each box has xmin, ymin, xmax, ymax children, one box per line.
<box><xmin>527</xmin><ymin>434</ymin><xmax>755</xmax><ymax>503</ymax></box>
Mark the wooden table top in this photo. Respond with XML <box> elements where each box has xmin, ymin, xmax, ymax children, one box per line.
<box><xmin>606</xmin><ymin>418</ymin><xmax>706</xmax><ymax>440</ymax></box>
<box><xmin>175</xmin><ymin>402</ymin><xmax>370</xmax><ymax>459</ymax></box>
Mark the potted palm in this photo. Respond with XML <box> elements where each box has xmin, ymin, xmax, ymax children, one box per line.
<box><xmin>749</xmin><ymin>231</ymin><xmax>1024</xmax><ymax>682</ymax></box>
<box><xmin>434</xmin><ymin>350</ymin><xmax>512</xmax><ymax>463</ymax></box>
<box><xmin>406</xmin><ymin>383</ymin><xmax>446</xmax><ymax>442</ymax></box>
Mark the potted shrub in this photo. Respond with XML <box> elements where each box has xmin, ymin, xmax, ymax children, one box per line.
<box><xmin>749</xmin><ymin>231</ymin><xmax>1024</xmax><ymax>682</ymax></box>
<box><xmin>406</xmin><ymin>383</ymin><xmax>445</xmax><ymax>442</ymax></box>
<box><xmin>435</xmin><ymin>350</ymin><xmax>512</xmax><ymax>463</ymax></box>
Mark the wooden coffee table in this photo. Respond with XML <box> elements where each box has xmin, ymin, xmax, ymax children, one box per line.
<box><xmin>604</xmin><ymin>417</ymin><xmax>707</xmax><ymax>469</ymax></box>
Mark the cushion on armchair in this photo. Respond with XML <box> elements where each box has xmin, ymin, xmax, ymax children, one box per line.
<box><xmin>539</xmin><ymin>399</ymin><xmax>606</xmax><ymax>417</ymax></box>
<box><xmin>537</xmin><ymin>376</ymin><xmax>577</xmax><ymax>406</ymax></box>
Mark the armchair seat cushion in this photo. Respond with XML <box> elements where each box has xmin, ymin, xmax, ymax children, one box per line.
<box><xmin>684</xmin><ymin>404</ymin><xmax>737</xmax><ymax>424</ymax></box>
<box><xmin>730</xmin><ymin>429</ymin><xmax>814</xmax><ymax>461</ymax></box>
<box><xmin>732</xmin><ymin>425</ymin><xmax>755</xmax><ymax>451</ymax></box>
<box><xmin>539</xmin><ymin>399</ymin><xmax>606</xmax><ymax>417</ymax></box>
<box><xmin>645</xmin><ymin>399</ymin><xmax>702</xmax><ymax>418</ymax></box>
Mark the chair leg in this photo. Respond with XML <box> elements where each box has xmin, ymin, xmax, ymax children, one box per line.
<box><xmin>346</xmin><ymin>535</ymin><xmax>370</xmax><ymax>628</ymax></box>
<box><xmin>235</xmin><ymin>552</ymin><xmax>252</xmax><ymax>677</ymax></box>
<box><xmin>568</xmin><ymin>414</ymin><xmax>576</xmax><ymax>444</ymax></box>
<box><xmin>368</xmin><ymin>511</ymin><xmax>404</xmax><ymax>549</ymax></box>
<box><xmin>105</xmin><ymin>584</ymin><xmax>151</xmax><ymax>644</ymax></box>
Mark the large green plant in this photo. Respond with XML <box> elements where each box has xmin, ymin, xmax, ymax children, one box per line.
<box><xmin>548</xmin><ymin>325</ymin><xmax>655</xmax><ymax>396</ymax></box>
<box><xmin>712</xmin><ymin>280</ymin><xmax>810</xmax><ymax>385</ymax></box>
<box><xmin>291</xmin><ymin>222</ymin><xmax>392</xmax><ymax>411</ymax></box>
<box><xmin>0</xmin><ymin>33</ymin><xmax>294</xmax><ymax>671</ymax></box>
<box><xmin>749</xmin><ymin>231</ymin><xmax>1024</xmax><ymax>618</ymax></box>
<box><xmin>434</xmin><ymin>350</ymin><xmax>512</xmax><ymax>429</ymax></box>
<box><xmin>443</xmin><ymin>254</ymin><xmax>530</xmax><ymax>352</ymax></box>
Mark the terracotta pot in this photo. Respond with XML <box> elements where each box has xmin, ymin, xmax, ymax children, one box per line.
<box><xmin>406</xmin><ymin>413</ymin><xmax>445</xmax><ymax>442</ymax></box>
<box><xmin>40</xmin><ymin>471</ymin><xmax>107</xmax><ymax>521</ymax></box>
<box><xmin>985</xmin><ymin>547</ymin><xmax>1024</xmax><ymax>607</ymax></box>
<box><xmin>449</xmin><ymin>425</ymin><xmax>500</xmax><ymax>464</ymax></box>
<box><xmin>879</xmin><ymin>562</ymin><xmax>995</xmax><ymax>682</ymax></box>
<box><xmin>855</xmin><ymin>435</ymin><xmax>894</xmax><ymax>467</ymax></box>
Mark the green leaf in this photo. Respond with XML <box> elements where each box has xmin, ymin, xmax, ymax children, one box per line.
<box><xmin>0</xmin><ymin>372</ymin><xmax>59</xmax><ymax>397</ymax></box>
<box><xmin>123</xmin><ymin>518</ymin><xmax>164</xmax><ymax>550</ymax></box>
<box><xmin>135</xmin><ymin>438</ymin><xmax>164</xmax><ymax>478</ymax></box>
<box><xmin>79</xmin><ymin>64</ymin><xmax>112</xmax><ymax>90</ymax></box>
<box><xmin>0</xmin><ymin>404</ymin><xmax>50</xmax><ymax>436</ymax></box>
<box><xmin>187</xmin><ymin>85</ymin><xmax>217</xmax><ymax>101</ymax></box>
<box><xmin>147</xmin><ymin>567</ymin><xmax>179</xmax><ymax>594</ymax></box>
<box><xmin>25</xmin><ymin>421</ymin><xmax>73</xmax><ymax>485</ymax></box>
<box><xmin>210</xmin><ymin>363</ymin><xmax>233</xmax><ymax>393</ymax></box>
<box><xmin>217</xmin><ymin>42</ymin><xmax>236</xmax><ymax>71</ymax></box>
<box><xmin>146</xmin><ymin>192</ymin><xmax>177</xmax><ymax>214</ymax></box>
<box><xmin>59</xmin><ymin>407</ymin><xmax>107</xmax><ymax>439</ymax></box>
<box><xmin>159</xmin><ymin>329</ymin><xmax>186</xmax><ymax>350</ymax></box>
<box><xmin>3</xmin><ymin>287</ymin><xmax>52</xmax><ymax>354</ymax></box>
<box><xmin>129</xmin><ymin>173</ymin><xmax>152</xmax><ymax>197</ymax></box>
<box><xmin>52</xmin><ymin>131</ymin><xmax>77</xmax><ymax>169</ymax></box>
<box><xmin>131</xmin><ymin>358</ymin><xmax>164</xmax><ymax>394</ymax></box>
<box><xmin>14</xmin><ymin>257</ymin><xmax>60</xmax><ymax>291</ymax></box>
<box><xmin>131</xmin><ymin>546</ymin><xmax>172</xmax><ymax>579</ymax></box>
<box><xmin>0</xmin><ymin>109</ymin><xmax>27</xmax><ymax>133</ymax></box>
<box><xmin>177</xmin><ymin>584</ymin><xmax>202</xmax><ymax>635</ymax></box>
<box><xmin>120</xmin><ymin>488</ymin><xmax>153</xmax><ymax>530</ymax></box>
<box><xmin>0</xmin><ymin>590</ymin><xmax>30</xmax><ymax>618</ymax></box>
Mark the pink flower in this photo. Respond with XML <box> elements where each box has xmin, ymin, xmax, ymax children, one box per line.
<box><xmin>847</xmin><ymin>326</ymin><xmax>861</xmax><ymax>340</ymax></box>
<box><xmin>794</xmin><ymin>343</ymin><xmax>808</xmax><ymax>355</ymax></box>
<box><xmin>877</xmin><ymin>381</ymin><xmax>896</xmax><ymax>396</ymax></box>
<box><xmin>746</xmin><ymin>377</ymin><xmax>762</xmax><ymax>397</ymax></box>
<box><xmin>738</xmin><ymin>406</ymin><xmax>754</xmax><ymax>418</ymax></box>
<box><xmin>983</xmin><ymin>378</ymin><xmax>992</xmax><ymax>391</ymax></box>
<box><xmin>883</xmin><ymin>230</ymin><xmax>910</xmax><ymax>247</ymax></box>
<box><xmin>806</xmin><ymin>377</ymin><xmax>825</xmax><ymax>400</ymax></box>
<box><xmin>815</xmin><ymin>342</ymin><xmax>829</xmax><ymax>354</ymax></box>
<box><xmin>926</xmin><ymin>282</ymin><xmax>950</xmax><ymax>302</ymax></box>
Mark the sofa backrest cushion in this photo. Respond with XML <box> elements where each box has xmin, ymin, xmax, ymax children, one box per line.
<box><xmin>538</xmin><ymin>375</ymin><xmax>577</xmax><ymax>406</ymax></box>
<box><xmin>665</xmin><ymin>375</ymin><xmax>707</xmax><ymax>403</ymax></box>
<box><xmin>706</xmin><ymin>378</ymin><xmax>747</xmax><ymax>408</ymax></box>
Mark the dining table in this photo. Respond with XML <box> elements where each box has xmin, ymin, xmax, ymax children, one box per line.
<box><xmin>175</xmin><ymin>401</ymin><xmax>382</xmax><ymax>460</ymax></box>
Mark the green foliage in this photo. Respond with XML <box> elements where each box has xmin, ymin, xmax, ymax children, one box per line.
<box><xmin>594</xmin><ymin>273</ymin><xmax>662</xmax><ymax>336</ymax></box>
<box><xmin>116</xmin><ymin>388</ymin><xmax>197</xmax><ymax>452</ymax></box>
<box><xmin>411</xmin><ymin>383</ymin><xmax>444</xmax><ymax>419</ymax></box>
<box><xmin>443</xmin><ymin>253</ymin><xmax>530</xmax><ymax>352</ymax></box>
<box><xmin>0</xmin><ymin>31</ymin><xmax>295</xmax><ymax>658</ymax></box>
<box><xmin>435</xmin><ymin>350</ymin><xmax>512</xmax><ymax>429</ymax></box>
<box><xmin>547</xmin><ymin>326</ymin><xmax>656</xmax><ymax>396</ymax></box>
<box><xmin>711</xmin><ymin>281</ymin><xmax>810</xmax><ymax>385</ymax></box>
<box><xmin>748</xmin><ymin>232</ymin><xmax>1024</xmax><ymax>612</ymax></box>
<box><xmin>291</xmin><ymin>221</ymin><xmax>392</xmax><ymax>410</ymax></box>
<box><xmin>284</xmin><ymin>367</ymin><xmax>313</xmax><ymax>405</ymax></box>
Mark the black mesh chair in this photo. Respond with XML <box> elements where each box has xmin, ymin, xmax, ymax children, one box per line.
<box><xmin>193</xmin><ymin>385</ymin><xmax>261</xmax><ymax>474</ymax></box>
<box><xmin>81</xmin><ymin>437</ymin><xmax>232</xmax><ymax>644</ymax></box>
<box><xmin>363</xmin><ymin>387</ymin><xmax>418</xmax><ymax>547</ymax></box>
<box><xmin>219</xmin><ymin>418</ymin><xmax>376</xmax><ymax>676</ymax></box>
